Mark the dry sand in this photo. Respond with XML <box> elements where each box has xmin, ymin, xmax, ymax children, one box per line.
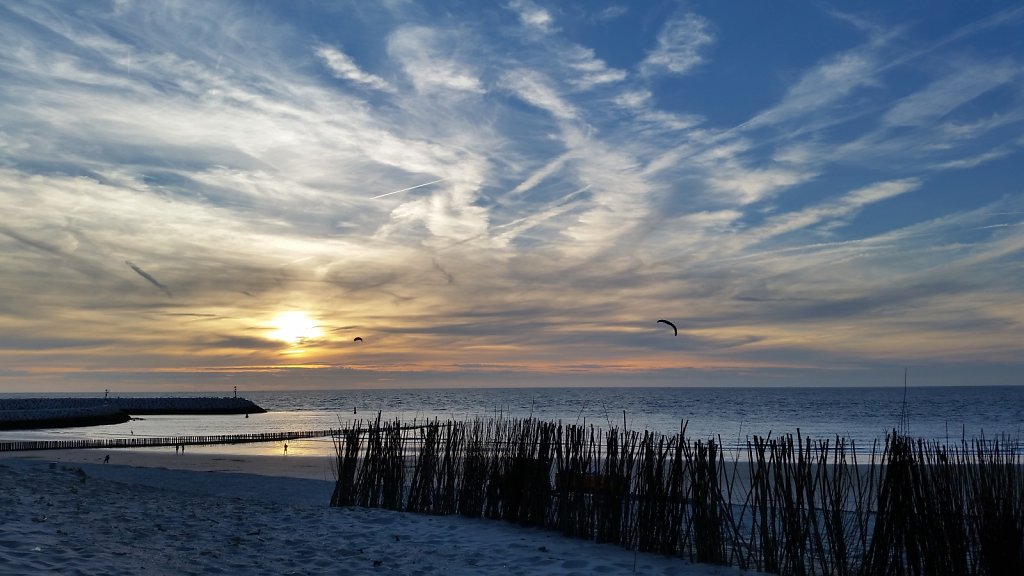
<box><xmin>0</xmin><ymin>449</ymin><xmax>761</xmax><ymax>575</ymax></box>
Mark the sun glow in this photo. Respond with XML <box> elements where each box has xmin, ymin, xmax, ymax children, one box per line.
<box><xmin>268</xmin><ymin>311</ymin><xmax>323</xmax><ymax>345</ymax></box>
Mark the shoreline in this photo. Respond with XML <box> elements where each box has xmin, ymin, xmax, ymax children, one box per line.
<box><xmin>0</xmin><ymin>448</ymin><xmax>339</xmax><ymax>482</ymax></box>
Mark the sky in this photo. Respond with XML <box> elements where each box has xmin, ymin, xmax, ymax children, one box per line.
<box><xmin>1</xmin><ymin>1</ymin><xmax>1023</xmax><ymax>393</ymax></box>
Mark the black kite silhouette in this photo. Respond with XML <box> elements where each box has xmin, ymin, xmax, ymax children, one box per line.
<box><xmin>657</xmin><ymin>319</ymin><xmax>677</xmax><ymax>336</ymax></box>
<box><xmin>353</xmin><ymin>337</ymin><xmax>363</xmax><ymax>342</ymax></box>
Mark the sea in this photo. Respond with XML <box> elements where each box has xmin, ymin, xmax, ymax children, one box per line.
<box><xmin>2</xmin><ymin>386</ymin><xmax>1022</xmax><ymax>458</ymax></box>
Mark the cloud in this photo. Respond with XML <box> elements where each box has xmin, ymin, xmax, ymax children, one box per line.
<box><xmin>708</xmin><ymin>166</ymin><xmax>817</xmax><ymax>206</ymax></box>
<box><xmin>752</xmin><ymin>178</ymin><xmax>923</xmax><ymax>240</ymax></box>
<box><xmin>554</xmin><ymin>130</ymin><xmax>656</xmax><ymax>256</ymax></box>
<box><xmin>0</xmin><ymin>227</ymin><xmax>65</xmax><ymax>257</ymax></box>
<box><xmin>500</xmin><ymin>69</ymin><xmax>576</xmax><ymax>119</ymax></box>
<box><xmin>595</xmin><ymin>5</ymin><xmax>628</xmax><ymax>22</ymax></box>
<box><xmin>315</xmin><ymin>44</ymin><xmax>394</xmax><ymax>92</ymax></box>
<box><xmin>613</xmin><ymin>89</ymin><xmax>651</xmax><ymax>110</ymax></box>
<box><xmin>503</xmin><ymin>4</ymin><xmax>625</xmax><ymax>91</ymax></box>
<box><xmin>509</xmin><ymin>0</ymin><xmax>555</xmax><ymax>34</ymax></box>
<box><xmin>883</xmin><ymin>60</ymin><xmax>1019</xmax><ymax>127</ymax></box>
<box><xmin>382</xmin><ymin>178</ymin><xmax>492</xmax><ymax>244</ymax></box>
<box><xmin>934</xmin><ymin>146</ymin><xmax>1016</xmax><ymax>170</ymax></box>
<box><xmin>844</xmin><ymin>178</ymin><xmax>922</xmax><ymax>205</ymax></box>
<box><xmin>493</xmin><ymin>184</ymin><xmax>589</xmax><ymax>246</ymax></box>
<box><xmin>742</xmin><ymin>50</ymin><xmax>879</xmax><ymax>130</ymax></box>
<box><xmin>387</xmin><ymin>26</ymin><xmax>486</xmax><ymax>95</ymax></box>
<box><xmin>432</xmin><ymin>258</ymin><xmax>456</xmax><ymax>284</ymax></box>
<box><xmin>640</xmin><ymin>13</ymin><xmax>713</xmax><ymax>76</ymax></box>
<box><xmin>565</xmin><ymin>46</ymin><xmax>627</xmax><ymax>90</ymax></box>
<box><xmin>504</xmin><ymin>152</ymin><xmax>572</xmax><ymax>198</ymax></box>
<box><xmin>125</xmin><ymin>260</ymin><xmax>173</xmax><ymax>297</ymax></box>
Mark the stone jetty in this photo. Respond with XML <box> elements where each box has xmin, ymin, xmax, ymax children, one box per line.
<box><xmin>0</xmin><ymin>397</ymin><xmax>266</xmax><ymax>430</ymax></box>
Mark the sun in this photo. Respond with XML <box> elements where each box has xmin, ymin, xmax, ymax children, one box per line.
<box><xmin>268</xmin><ymin>311</ymin><xmax>323</xmax><ymax>345</ymax></box>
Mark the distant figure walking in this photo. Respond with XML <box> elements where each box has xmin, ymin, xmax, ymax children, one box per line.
<box><xmin>103</xmin><ymin>455</ymin><xmax>109</xmax><ymax>464</ymax></box>
<box><xmin>283</xmin><ymin>443</ymin><xmax>288</xmax><ymax>455</ymax></box>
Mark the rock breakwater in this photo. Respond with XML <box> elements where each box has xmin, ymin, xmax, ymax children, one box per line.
<box><xmin>0</xmin><ymin>397</ymin><xmax>266</xmax><ymax>430</ymax></box>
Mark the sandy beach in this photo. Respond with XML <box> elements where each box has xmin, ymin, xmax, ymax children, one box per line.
<box><xmin>1</xmin><ymin>449</ymin><xmax>757</xmax><ymax>575</ymax></box>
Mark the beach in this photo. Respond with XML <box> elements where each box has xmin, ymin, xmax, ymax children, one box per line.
<box><xmin>1</xmin><ymin>449</ymin><xmax>755</xmax><ymax>575</ymax></box>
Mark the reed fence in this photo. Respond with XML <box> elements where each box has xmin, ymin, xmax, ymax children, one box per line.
<box><xmin>330</xmin><ymin>415</ymin><xmax>1023</xmax><ymax>576</ymax></box>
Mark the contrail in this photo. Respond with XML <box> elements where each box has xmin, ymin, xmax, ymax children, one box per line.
<box><xmin>505</xmin><ymin>152</ymin><xmax>570</xmax><ymax>199</ymax></box>
<box><xmin>125</xmin><ymin>260</ymin><xmax>173</xmax><ymax>297</ymax></box>
<box><xmin>370</xmin><ymin>178</ymin><xmax>446</xmax><ymax>200</ymax></box>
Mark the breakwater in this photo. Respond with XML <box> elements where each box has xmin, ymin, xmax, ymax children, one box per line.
<box><xmin>0</xmin><ymin>397</ymin><xmax>266</xmax><ymax>430</ymax></box>
<box><xmin>104</xmin><ymin>397</ymin><xmax>267</xmax><ymax>415</ymax></box>
<box><xmin>0</xmin><ymin>404</ymin><xmax>131</xmax><ymax>430</ymax></box>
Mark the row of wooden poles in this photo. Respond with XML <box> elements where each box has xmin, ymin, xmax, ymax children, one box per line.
<box><xmin>330</xmin><ymin>416</ymin><xmax>1023</xmax><ymax>576</ymax></box>
<box><xmin>0</xmin><ymin>422</ymin><xmax>451</xmax><ymax>453</ymax></box>
<box><xmin>0</xmin><ymin>429</ymin><xmax>342</xmax><ymax>452</ymax></box>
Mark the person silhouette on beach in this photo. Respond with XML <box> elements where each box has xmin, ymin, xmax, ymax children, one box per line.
<box><xmin>103</xmin><ymin>455</ymin><xmax>109</xmax><ymax>464</ymax></box>
<box><xmin>283</xmin><ymin>443</ymin><xmax>288</xmax><ymax>455</ymax></box>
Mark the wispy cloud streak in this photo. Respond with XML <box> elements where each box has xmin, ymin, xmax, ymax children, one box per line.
<box><xmin>316</xmin><ymin>44</ymin><xmax>394</xmax><ymax>92</ymax></box>
<box><xmin>125</xmin><ymin>260</ymin><xmax>173</xmax><ymax>298</ymax></box>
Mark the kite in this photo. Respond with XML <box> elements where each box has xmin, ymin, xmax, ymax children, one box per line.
<box><xmin>657</xmin><ymin>319</ymin><xmax>677</xmax><ymax>336</ymax></box>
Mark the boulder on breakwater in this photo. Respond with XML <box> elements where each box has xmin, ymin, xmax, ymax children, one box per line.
<box><xmin>0</xmin><ymin>397</ymin><xmax>267</xmax><ymax>430</ymax></box>
<box><xmin>110</xmin><ymin>397</ymin><xmax>267</xmax><ymax>415</ymax></box>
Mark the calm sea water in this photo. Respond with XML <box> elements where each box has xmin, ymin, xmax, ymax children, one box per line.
<box><xmin>3</xmin><ymin>386</ymin><xmax>1022</xmax><ymax>458</ymax></box>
